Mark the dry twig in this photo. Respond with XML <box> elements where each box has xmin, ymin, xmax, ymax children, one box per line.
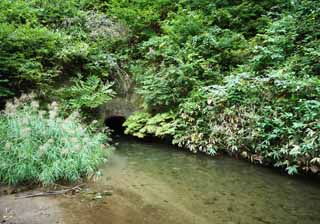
<box><xmin>16</xmin><ymin>184</ymin><xmax>85</xmax><ymax>199</ymax></box>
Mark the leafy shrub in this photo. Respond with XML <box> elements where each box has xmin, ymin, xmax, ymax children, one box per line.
<box><xmin>171</xmin><ymin>73</ymin><xmax>320</xmax><ymax>174</ymax></box>
<box><xmin>0</xmin><ymin>94</ymin><xmax>112</xmax><ymax>185</ymax></box>
<box><xmin>124</xmin><ymin>112</ymin><xmax>175</xmax><ymax>138</ymax></box>
<box><xmin>0</xmin><ymin>23</ymin><xmax>63</xmax><ymax>94</ymax></box>
<box><xmin>0</xmin><ymin>0</ymin><xmax>127</xmax><ymax>112</ymax></box>
<box><xmin>2</xmin><ymin>0</ymin><xmax>320</xmax><ymax>176</ymax></box>
<box><xmin>55</xmin><ymin>76</ymin><xmax>115</xmax><ymax>111</ymax></box>
<box><xmin>122</xmin><ymin>0</ymin><xmax>320</xmax><ymax>175</ymax></box>
<box><xmin>107</xmin><ymin>0</ymin><xmax>175</xmax><ymax>38</ymax></box>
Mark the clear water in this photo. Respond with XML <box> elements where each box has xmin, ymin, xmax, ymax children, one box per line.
<box><xmin>62</xmin><ymin>138</ymin><xmax>320</xmax><ymax>224</ymax></box>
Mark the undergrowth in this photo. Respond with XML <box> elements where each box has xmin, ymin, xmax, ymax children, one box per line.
<box><xmin>0</xmin><ymin>94</ymin><xmax>112</xmax><ymax>185</ymax></box>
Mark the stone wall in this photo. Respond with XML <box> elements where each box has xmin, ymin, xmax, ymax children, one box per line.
<box><xmin>98</xmin><ymin>92</ymin><xmax>141</xmax><ymax>123</ymax></box>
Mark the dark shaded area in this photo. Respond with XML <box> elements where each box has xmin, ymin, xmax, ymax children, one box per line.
<box><xmin>0</xmin><ymin>99</ymin><xmax>6</xmax><ymax>111</ymax></box>
<box><xmin>105</xmin><ymin>116</ymin><xmax>126</xmax><ymax>136</ymax></box>
<box><xmin>105</xmin><ymin>116</ymin><xmax>173</xmax><ymax>145</ymax></box>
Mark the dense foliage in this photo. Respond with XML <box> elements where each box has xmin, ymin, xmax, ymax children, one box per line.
<box><xmin>119</xmin><ymin>0</ymin><xmax>320</xmax><ymax>175</ymax></box>
<box><xmin>1</xmin><ymin>0</ymin><xmax>320</xmax><ymax>175</ymax></box>
<box><xmin>0</xmin><ymin>1</ymin><xmax>122</xmax><ymax>185</ymax></box>
<box><xmin>0</xmin><ymin>0</ymin><xmax>126</xmax><ymax>111</ymax></box>
<box><xmin>0</xmin><ymin>94</ymin><xmax>111</xmax><ymax>185</ymax></box>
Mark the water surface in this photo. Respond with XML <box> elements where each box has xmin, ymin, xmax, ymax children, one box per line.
<box><xmin>62</xmin><ymin>138</ymin><xmax>320</xmax><ymax>224</ymax></box>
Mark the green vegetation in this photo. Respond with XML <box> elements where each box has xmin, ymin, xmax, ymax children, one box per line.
<box><xmin>1</xmin><ymin>0</ymin><xmax>319</xmax><ymax>176</ymax></box>
<box><xmin>0</xmin><ymin>0</ymin><xmax>122</xmax><ymax>112</ymax></box>
<box><xmin>117</xmin><ymin>0</ymin><xmax>320</xmax><ymax>175</ymax></box>
<box><xmin>0</xmin><ymin>0</ymin><xmax>119</xmax><ymax>185</ymax></box>
<box><xmin>0</xmin><ymin>94</ymin><xmax>111</xmax><ymax>185</ymax></box>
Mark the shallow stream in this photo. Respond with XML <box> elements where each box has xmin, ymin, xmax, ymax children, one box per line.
<box><xmin>2</xmin><ymin>137</ymin><xmax>320</xmax><ymax>224</ymax></box>
<box><xmin>61</xmin><ymin>137</ymin><xmax>320</xmax><ymax>224</ymax></box>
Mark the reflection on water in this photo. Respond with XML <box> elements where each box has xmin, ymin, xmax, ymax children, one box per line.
<box><xmin>63</xmin><ymin>137</ymin><xmax>320</xmax><ymax>224</ymax></box>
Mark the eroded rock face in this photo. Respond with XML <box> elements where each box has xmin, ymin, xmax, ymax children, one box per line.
<box><xmin>100</xmin><ymin>97</ymin><xmax>135</xmax><ymax>119</ymax></box>
<box><xmin>98</xmin><ymin>92</ymin><xmax>141</xmax><ymax>123</ymax></box>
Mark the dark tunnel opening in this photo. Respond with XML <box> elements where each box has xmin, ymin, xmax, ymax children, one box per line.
<box><xmin>0</xmin><ymin>100</ymin><xmax>5</xmax><ymax>111</ymax></box>
<box><xmin>105</xmin><ymin>116</ymin><xmax>126</xmax><ymax>136</ymax></box>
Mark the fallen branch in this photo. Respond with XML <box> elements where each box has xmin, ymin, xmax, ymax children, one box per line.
<box><xmin>16</xmin><ymin>184</ymin><xmax>85</xmax><ymax>199</ymax></box>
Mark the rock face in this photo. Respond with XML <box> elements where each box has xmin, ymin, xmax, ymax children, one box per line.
<box><xmin>98</xmin><ymin>93</ymin><xmax>141</xmax><ymax>123</ymax></box>
<box><xmin>98</xmin><ymin>70</ymin><xmax>141</xmax><ymax>124</ymax></box>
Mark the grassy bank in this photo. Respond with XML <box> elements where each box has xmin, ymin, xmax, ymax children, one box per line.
<box><xmin>0</xmin><ymin>94</ymin><xmax>112</xmax><ymax>185</ymax></box>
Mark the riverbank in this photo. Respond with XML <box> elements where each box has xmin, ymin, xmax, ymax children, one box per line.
<box><xmin>1</xmin><ymin>138</ymin><xmax>320</xmax><ymax>224</ymax></box>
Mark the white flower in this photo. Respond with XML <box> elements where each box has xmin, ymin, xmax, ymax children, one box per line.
<box><xmin>20</xmin><ymin>93</ymin><xmax>28</xmax><ymax>101</ymax></box>
<box><xmin>4</xmin><ymin>142</ymin><xmax>12</xmax><ymax>151</ymax></box>
<box><xmin>69</xmin><ymin>111</ymin><xmax>80</xmax><ymax>120</ymax></box>
<box><xmin>70</xmin><ymin>137</ymin><xmax>78</xmax><ymax>143</ymax></box>
<box><xmin>61</xmin><ymin>148</ymin><xmax>69</xmax><ymax>155</ymax></box>
<box><xmin>21</xmin><ymin>117</ymin><xmax>29</xmax><ymax>125</ymax></box>
<box><xmin>31</xmin><ymin>101</ymin><xmax>40</xmax><ymax>109</ymax></box>
<box><xmin>38</xmin><ymin>110</ymin><xmax>46</xmax><ymax>117</ymax></box>
<box><xmin>39</xmin><ymin>144</ymin><xmax>48</xmax><ymax>156</ymax></box>
<box><xmin>49</xmin><ymin>110</ymin><xmax>58</xmax><ymax>120</ymax></box>
<box><xmin>73</xmin><ymin>144</ymin><xmax>82</xmax><ymax>152</ymax></box>
<box><xmin>20</xmin><ymin>128</ymin><xmax>31</xmax><ymax>137</ymax></box>
<box><xmin>51</xmin><ymin>101</ymin><xmax>58</xmax><ymax>108</ymax></box>
<box><xmin>4</xmin><ymin>102</ymin><xmax>16</xmax><ymax>114</ymax></box>
<box><xmin>64</xmin><ymin>127</ymin><xmax>75</xmax><ymax>135</ymax></box>
<box><xmin>28</xmin><ymin>92</ymin><xmax>36</xmax><ymax>100</ymax></box>
<box><xmin>47</xmin><ymin>138</ymin><xmax>54</xmax><ymax>144</ymax></box>
<box><xmin>48</xmin><ymin>101</ymin><xmax>59</xmax><ymax>112</ymax></box>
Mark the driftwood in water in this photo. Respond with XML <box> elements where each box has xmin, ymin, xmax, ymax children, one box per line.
<box><xmin>16</xmin><ymin>184</ymin><xmax>85</xmax><ymax>199</ymax></box>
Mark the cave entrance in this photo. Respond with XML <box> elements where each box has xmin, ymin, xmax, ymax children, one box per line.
<box><xmin>105</xmin><ymin>116</ymin><xmax>126</xmax><ymax>136</ymax></box>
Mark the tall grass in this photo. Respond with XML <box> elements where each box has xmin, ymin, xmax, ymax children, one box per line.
<box><xmin>0</xmin><ymin>94</ymin><xmax>112</xmax><ymax>185</ymax></box>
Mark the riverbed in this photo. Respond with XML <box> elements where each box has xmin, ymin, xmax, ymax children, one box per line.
<box><xmin>1</xmin><ymin>138</ymin><xmax>320</xmax><ymax>224</ymax></box>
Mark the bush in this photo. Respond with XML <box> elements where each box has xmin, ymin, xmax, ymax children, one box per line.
<box><xmin>0</xmin><ymin>94</ymin><xmax>112</xmax><ymax>185</ymax></box>
<box><xmin>0</xmin><ymin>0</ymin><xmax>126</xmax><ymax>113</ymax></box>
<box><xmin>121</xmin><ymin>0</ymin><xmax>320</xmax><ymax>175</ymax></box>
<box><xmin>124</xmin><ymin>111</ymin><xmax>175</xmax><ymax>138</ymax></box>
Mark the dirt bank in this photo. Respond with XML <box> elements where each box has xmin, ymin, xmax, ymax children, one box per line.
<box><xmin>0</xmin><ymin>193</ymin><xmax>63</xmax><ymax>224</ymax></box>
